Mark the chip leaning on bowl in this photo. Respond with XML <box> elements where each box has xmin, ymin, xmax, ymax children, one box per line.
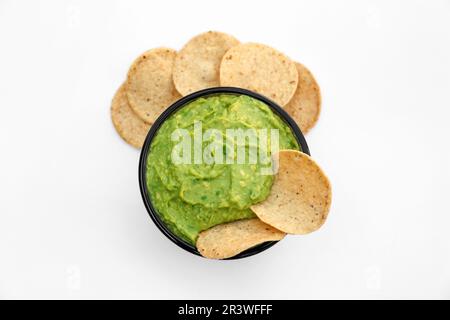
<box><xmin>146</xmin><ymin>94</ymin><xmax>299</xmax><ymax>245</ymax></box>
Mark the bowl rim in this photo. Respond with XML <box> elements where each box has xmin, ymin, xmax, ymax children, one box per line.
<box><xmin>138</xmin><ymin>87</ymin><xmax>310</xmax><ymax>259</ymax></box>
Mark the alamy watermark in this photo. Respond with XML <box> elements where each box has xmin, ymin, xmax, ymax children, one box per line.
<box><xmin>171</xmin><ymin>121</ymin><xmax>280</xmax><ymax>175</ymax></box>
<box><xmin>66</xmin><ymin>265</ymin><xmax>81</xmax><ymax>291</ymax></box>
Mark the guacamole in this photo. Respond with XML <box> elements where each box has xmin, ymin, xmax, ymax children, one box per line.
<box><xmin>146</xmin><ymin>94</ymin><xmax>299</xmax><ymax>244</ymax></box>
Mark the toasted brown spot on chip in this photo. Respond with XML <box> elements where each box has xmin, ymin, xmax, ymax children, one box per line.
<box><xmin>284</xmin><ymin>63</ymin><xmax>321</xmax><ymax>134</ymax></box>
<box><xmin>250</xmin><ymin>150</ymin><xmax>331</xmax><ymax>234</ymax></box>
<box><xmin>196</xmin><ymin>218</ymin><xmax>285</xmax><ymax>259</ymax></box>
<box><xmin>173</xmin><ymin>31</ymin><xmax>240</xmax><ymax>96</ymax></box>
<box><xmin>126</xmin><ymin>48</ymin><xmax>181</xmax><ymax>124</ymax></box>
<box><xmin>111</xmin><ymin>84</ymin><xmax>151</xmax><ymax>148</ymax></box>
<box><xmin>220</xmin><ymin>43</ymin><xmax>298</xmax><ymax>106</ymax></box>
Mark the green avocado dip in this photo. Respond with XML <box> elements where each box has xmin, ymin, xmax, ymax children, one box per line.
<box><xmin>146</xmin><ymin>94</ymin><xmax>299</xmax><ymax>245</ymax></box>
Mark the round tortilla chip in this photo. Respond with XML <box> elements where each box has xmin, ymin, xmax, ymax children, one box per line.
<box><xmin>251</xmin><ymin>150</ymin><xmax>331</xmax><ymax>234</ymax></box>
<box><xmin>111</xmin><ymin>84</ymin><xmax>151</xmax><ymax>148</ymax></box>
<box><xmin>126</xmin><ymin>48</ymin><xmax>181</xmax><ymax>124</ymax></box>
<box><xmin>173</xmin><ymin>31</ymin><xmax>240</xmax><ymax>96</ymax></box>
<box><xmin>196</xmin><ymin>218</ymin><xmax>285</xmax><ymax>259</ymax></box>
<box><xmin>220</xmin><ymin>43</ymin><xmax>298</xmax><ymax>106</ymax></box>
<box><xmin>284</xmin><ymin>63</ymin><xmax>321</xmax><ymax>134</ymax></box>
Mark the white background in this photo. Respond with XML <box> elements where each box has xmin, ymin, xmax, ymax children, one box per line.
<box><xmin>0</xmin><ymin>0</ymin><xmax>449</xmax><ymax>299</ymax></box>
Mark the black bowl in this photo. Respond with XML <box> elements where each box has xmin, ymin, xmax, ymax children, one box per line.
<box><xmin>139</xmin><ymin>87</ymin><xmax>310</xmax><ymax>259</ymax></box>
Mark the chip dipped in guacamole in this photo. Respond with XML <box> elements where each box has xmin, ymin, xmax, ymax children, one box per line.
<box><xmin>146</xmin><ymin>94</ymin><xmax>299</xmax><ymax>245</ymax></box>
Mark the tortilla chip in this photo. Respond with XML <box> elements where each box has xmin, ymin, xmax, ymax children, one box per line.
<box><xmin>173</xmin><ymin>31</ymin><xmax>240</xmax><ymax>96</ymax></box>
<box><xmin>284</xmin><ymin>63</ymin><xmax>321</xmax><ymax>134</ymax></box>
<box><xmin>126</xmin><ymin>48</ymin><xmax>181</xmax><ymax>124</ymax></box>
<box><xmin>111</xmin><ymin>83</ymin><xmax>151</xmax><ymax>148</ymax></box>
<box><xmin>251</xmin><ymin>150</ymin><xmax>331</xmax><ymax>234</ymax></box>
<box><xmin>220</xmin><ymin>43</ymin><xmax>298</xmax><ymax>106</ymax></box>
<box><xmin>196</xmin><ymin>218</ymin><xmax>285</xmax><ymax>259</ymax></box>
